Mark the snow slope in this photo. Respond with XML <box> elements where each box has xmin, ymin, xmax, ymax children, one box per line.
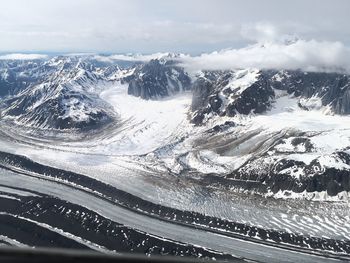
<box><xmin>1</xmin><ymin>58</ymin><xmax>350</xmax><ymax>202</ymax></box>
<box><xmin>99</xmin><ymin>84</ymin><xmax>192</xmax><ymax>155</ymax></box>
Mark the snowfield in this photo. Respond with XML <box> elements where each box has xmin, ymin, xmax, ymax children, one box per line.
<box><xmin>2</xmin><ymin>77</ymin><xmax>350</xmax><ymax>200</ymax></box>
<box><xmin>99</xmin><ymin>84</ymin><xmax>192</xmax><ymax>155</ymax></box>
<box><xmin>1</xmin><ymin>66</ymin><xmax>350</xmax><ymax>251</ymax></box>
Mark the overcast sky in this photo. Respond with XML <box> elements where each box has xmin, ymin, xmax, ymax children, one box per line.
<box><xmin>0</xmin><ymin>0</ymin><xmax>349</xmax><ymax>54</ymax></box>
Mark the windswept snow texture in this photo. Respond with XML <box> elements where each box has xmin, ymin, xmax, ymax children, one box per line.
<box><xmin>0</xmin><ymin>54</ymin><xmax>350</xmax><ymax>261</ymax></box>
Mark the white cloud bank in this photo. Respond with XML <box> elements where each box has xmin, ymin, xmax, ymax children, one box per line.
<box><xmin>0</xmin><ymin>39</ymin><xmax>349</xmax><ymax>75</ymax></box>
<box><xmin>0</xmin><ymin>53</ymin><xmax>48</xmax><ymax>60</ymax></box>
<box><xmin>94</xmin><ymin>53</ymin><xmax>172</xmax><ymax>63</ymax></box>
<box><xmin>180</xmin><ymin>39</ymin><xmax>350</xmax><ymax>73</ymax></box>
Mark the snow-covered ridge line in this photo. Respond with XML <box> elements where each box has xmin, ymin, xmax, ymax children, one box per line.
<box><xmin>0</xmin><ymin>56</ymin><xmax>119</xmax><ymax>131</ymax></box>
<box><xmin>1</xmin><ymin>54</ymin><xmax>350</xmax><ymax>201</ymax></box>
<box><xmin>0</xmin><ymin>53</ymin><xmax>48</xmax><ymax>60</ymax></box>
<box><xmin>179</xmin><ymin>40</ymin><xmax>350</xmax><ymax>74</ymax></box>
<box><xmin>2</xmin><ymin>38</ymin><xmax>350</xmax><ymax>73</ymax></box>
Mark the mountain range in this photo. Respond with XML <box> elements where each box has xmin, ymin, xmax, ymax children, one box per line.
<box><xmin>0</xmin><ymin>53</ymin><xmax>350</xmax><ymax>201</ymax></box>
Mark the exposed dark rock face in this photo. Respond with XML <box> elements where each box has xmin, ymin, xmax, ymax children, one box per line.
<box><xmin>128</xmin><ymin>59</ymin><xmax>191</xmax><ymax>99</ymax></box>
<box><xmin>225</xmin><ymin>76</ymin><xmax>275</xmax><ymax>116</ymax></box>
<box><xmin>269</xmin><ymin>70</ymin><xmax>350</xmax><ymax>114</ymax></box>
<box><xmin>207</xmin><ymin>121</ymin><xmax>236</xmax><ymax>133</ymax></box>
<box><xmin>191</xmin><ymin>69</ymin><xmax>275</xmax><ymax>125</ymax></box>
<box><xmin>292</xmin><ymin>137</ymin><xmax>314</xmax><ymax>152</ymax></box>
<box><xmin>225</xmin><ymin>151</ymin><xmax>350</xmax><ymax>197</ymax></box>
<box><xmin>191</xmin><ymin>69</ymin><xmax>350</xmax><ymax>125</ymax></box>
<box><xmin>191</xmin><ymin>72</ymin><xmax>222</xmax><ymax>124</ymax></box>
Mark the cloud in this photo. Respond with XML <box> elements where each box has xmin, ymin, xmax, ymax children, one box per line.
<box><xmin>239</xmin><ymin>21</ymin><xmax>314</xmax><ymax>43</ymax></box>
<box><xmin>240</xmin><ymin>22</ymin><xmax>280</xmax><ymax>42</ymax></box>
<box><xmin>0</xmin><ymin>0</ymin><xmax>349</xmax><ymax>53</ymax></box>
<box><xmin>0</xmin><ymin>53</ymin><xmax>48</xmax><ymax>60</ymax></box>
<box><xmin>94</xmin><ymin>53</ymin><xmax>172</xmax><ymax>63</ymax></box>
<box><xmin>179</xmin><ymin>39</ymin><xmax>350</xmax><ymax>73</ymax></box>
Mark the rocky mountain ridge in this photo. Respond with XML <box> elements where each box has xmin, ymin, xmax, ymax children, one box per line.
<box><xmin>1</xmin><ymin>55</ymin><xmax>350</xmax><ymax>200</ymax></box>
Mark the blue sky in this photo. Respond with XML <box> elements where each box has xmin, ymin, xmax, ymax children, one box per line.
<box><xmin>0</xmin><ymin>0</ymin><xmax>349</xmax><ymax>54</ymax></box>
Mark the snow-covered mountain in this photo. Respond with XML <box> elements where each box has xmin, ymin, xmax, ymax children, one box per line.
<box><xmin>2</xmin><ymin>53</ymin><xmax>350</xmax><ymax>260</ymax></box>
<box><xmin>0</xmin><ymin>56</ymin><xmax>117</xmax><ymax>130</ymax></box>
<box><xmin>127</xmin><ymin>59</ymin><xmax>191</xmax><ymax>99</ymax></box>
<box><xmin>0</xmin><ymin>59</ymin><xmax>51</xmax><ymax>97</ymax></box>
<box><xmin>191</xmin><ymin>69</ymin><xmax>274</xmax><ymax>125</ymax></box>
<box><xmin>1</xmin><ymin>54</ymin><xmax>350</xmax><ymax>201</ymax></box>
<box><xmin>181</xmin><ymin>69</ymin><xmax>350</xmax><ymax>200</ymax></box>
<box><xmin>191</xmin><ymin>69</ymin><xmax>350</xmax><ymax>124</ymax></box>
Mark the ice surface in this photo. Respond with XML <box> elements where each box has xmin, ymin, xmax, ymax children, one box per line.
<box><xmin>98</xmin><ymin>84</ymin><xmax>192</xmax><ymax>155</ymax></box>
<box><xmin>1</xmin><ymin>77</ymin><xmax>350</xmax><ymax>243</ymax></box>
